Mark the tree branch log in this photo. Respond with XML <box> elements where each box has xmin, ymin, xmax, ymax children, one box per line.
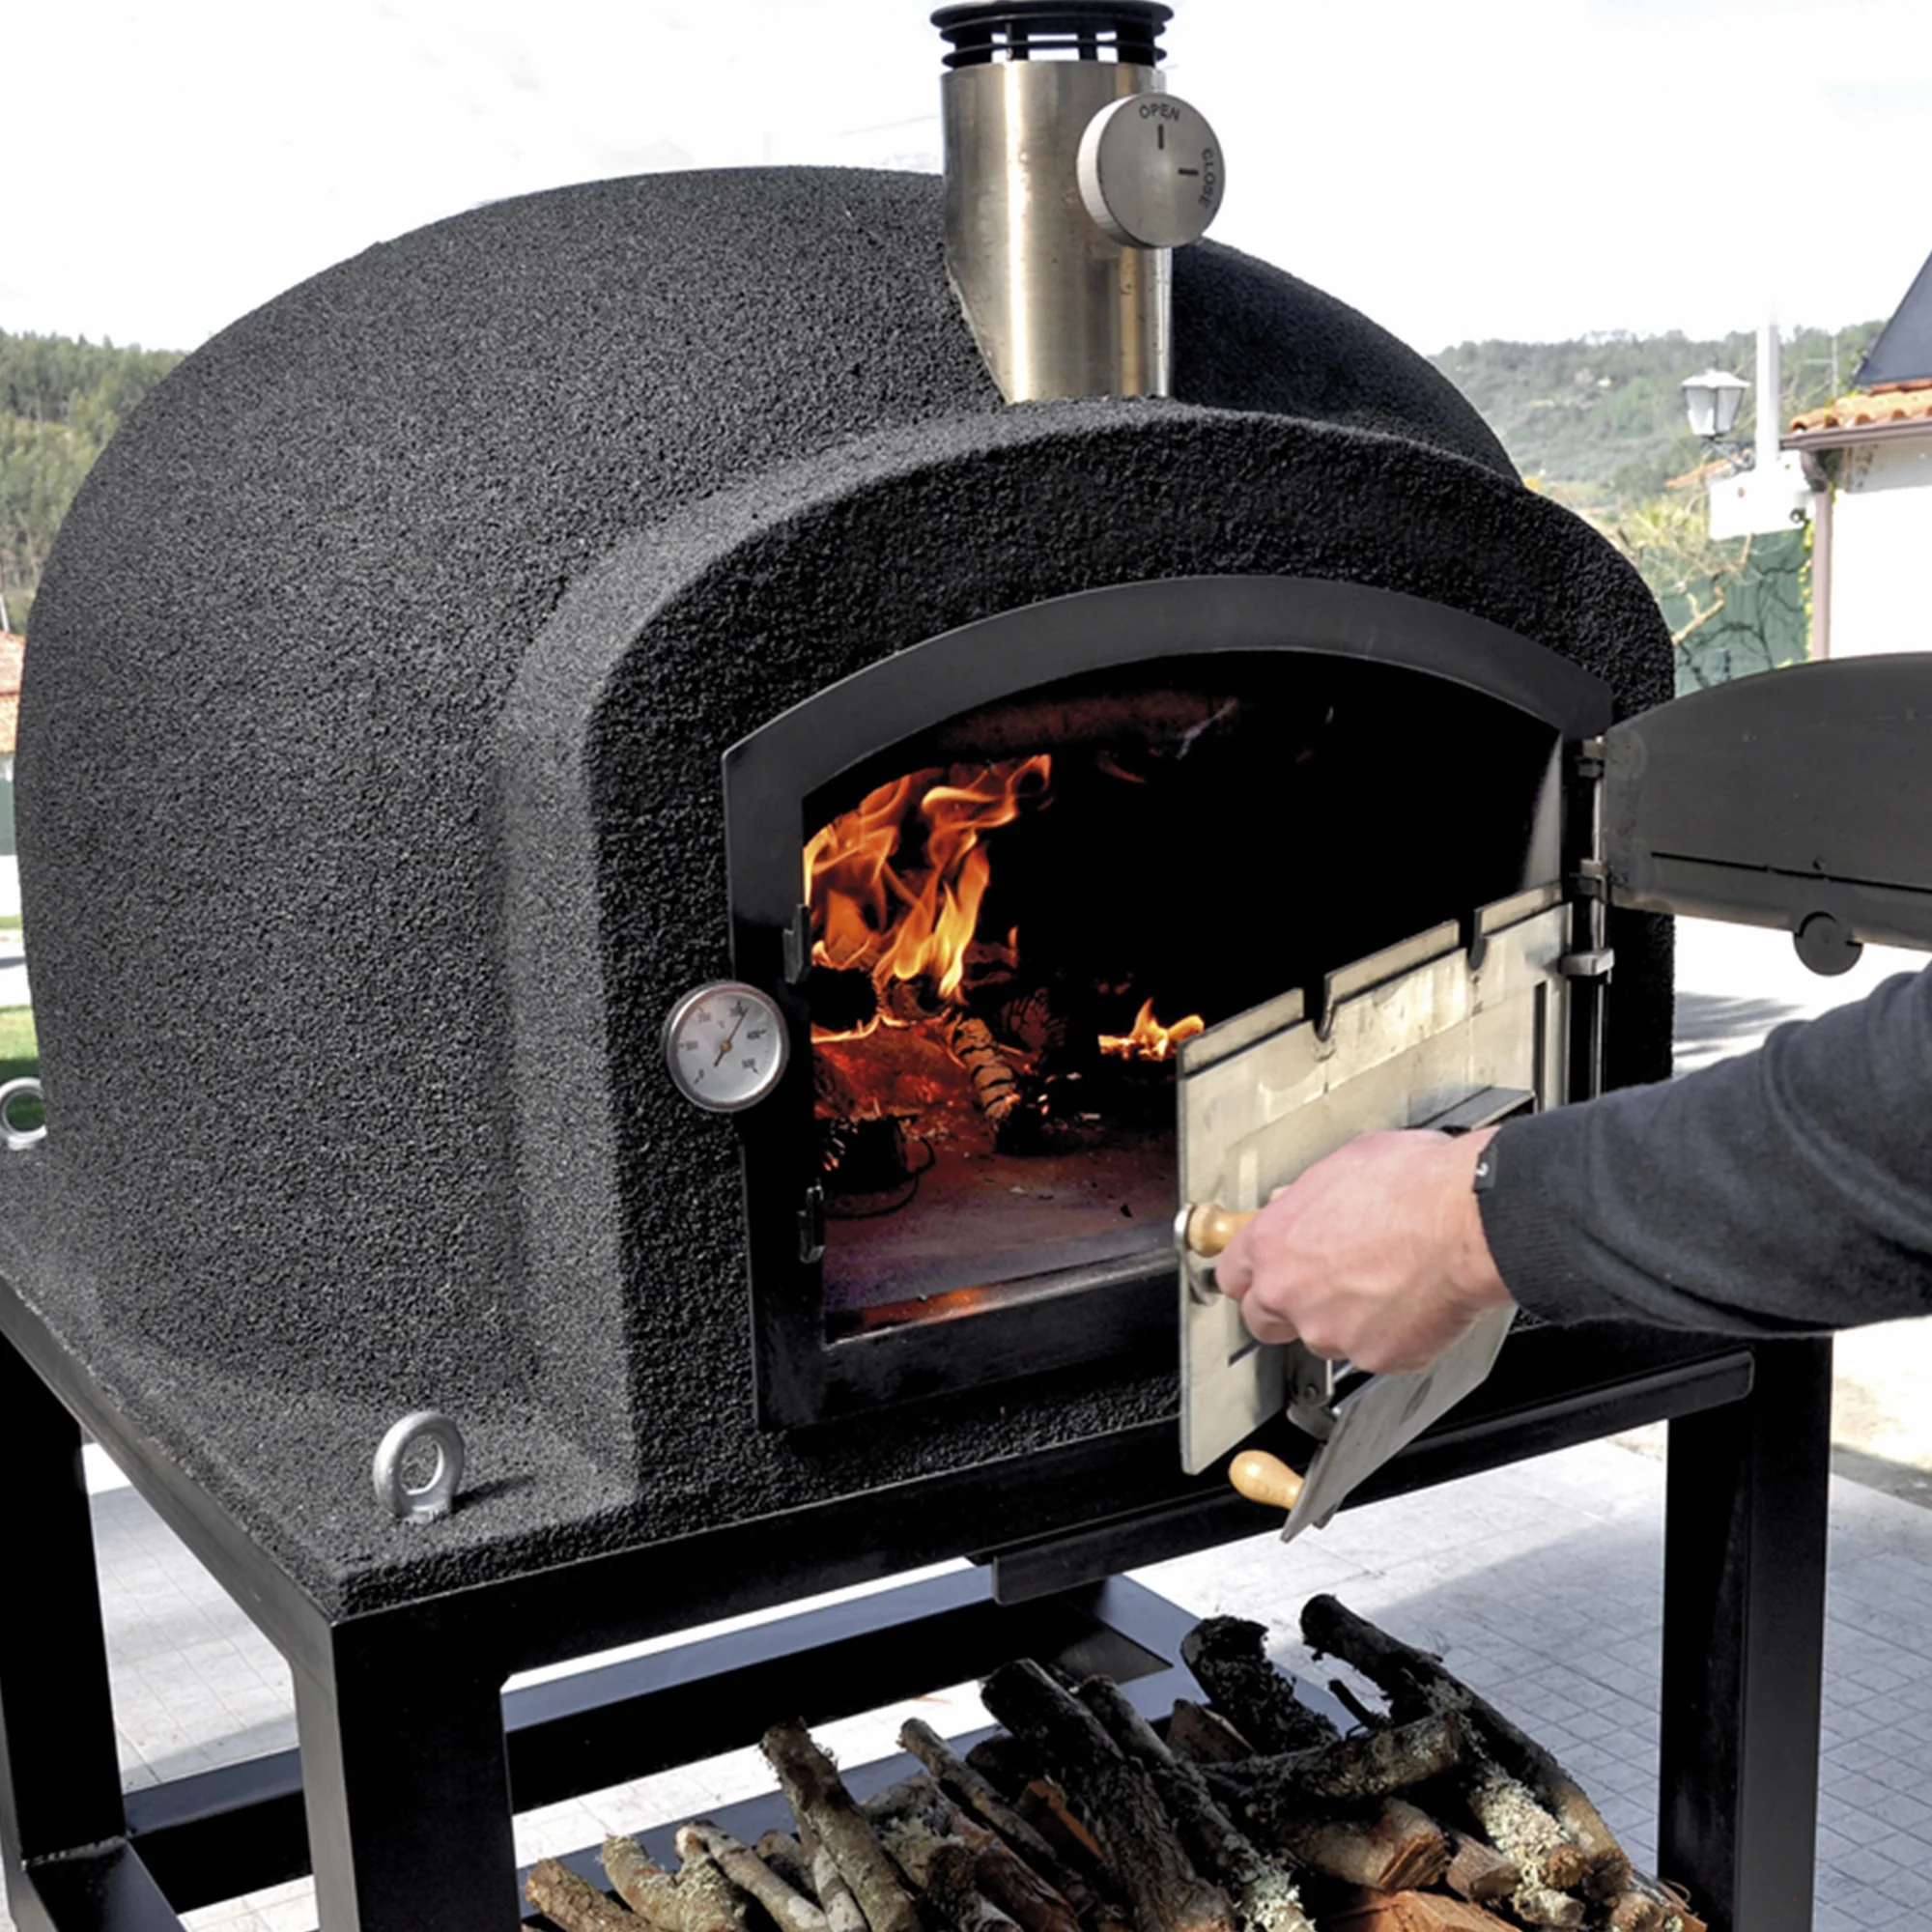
<box><xmin>527</xmin><ymin>1858</ymin><xmax>642</xmax><ymax>1932</ymax></box>
<box><xmin>1269</xmin><ymin>1799</ymin><xmax>1449</xmax><ymax>1894</ymax></box>
<box><xmin>764</xmin><ymin>1720</ymin><xmax>924</xmax><ymax>1932</ymax></box>
<box><xmin>1441</xmin><ymin>1832</ymin><xmax>1518</xmax><ymax>1905</ymax></box>
<box><xmin>602</xmin><ymin>1836</ymin><xmax>751</xmax><ymax>1932</ymax></box>
<box><xmin>1460</xmin><ymin>1746</ymin><xmax>1589</xmax><ymax>1893</ymax></box>
<box><xmin>1204</xmin><ymin>1713</ymin><xmax>1465</xmax><ymax>1814</ymax></box>
<box><xmin>680</xmin><ymin>1824</ymin><xmax>829</xmax><ymax>1932</ymax></box>
<box><xmin>800</xmin><ymin>1820</ymin><xmax>870</xmax><ymax>1932</ymax></box>
<box><xmin>757</xmin><ymin>1833</ymin><xmax>817</xmax><ymax>1902</ymax></box>
<box><xmin>1300</xmin><ymin>1598</ymin><xmax>1630</xmax><ymax>1898</ymax></box>
<box><xmin>1073</xmin><ymin>1676</ymin><xmax>1317</xmax><ymax>1932</ymax></box>
<box><xmin>900</xmin><ymin>1719</ymin><xmax>1098</xmax><ymax>1918</ymax></box>
<box><xmin>980</xmin><ymin>1661</ymin><xmax>1236</xmax><ymax>1932</ymax></box>
<box><xmin>1165</xmin><ymin>1702</ymin><xmax>1255</xmax><ymax>1767</ymax></box>
<box><xmin>1180</xmin><ymin>1620</ymin><xmax>1340</xmax><ymax>1756</ymax></box>
<box><xmin>941</xmin><ymin>1802</ymin><xmax>1085</xmax><ymax>1932</ymax></box>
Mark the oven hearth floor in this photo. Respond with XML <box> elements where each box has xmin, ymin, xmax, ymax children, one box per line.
<box><xmin>23</xmin><ymin>1429</ymin><xmax>1932</xmax><ymax>1932</ymax></box>
<box><xmin>825</xmin><ymin>1132</ymin><xmax>1174</xmax><ymax>1315</ymax></box>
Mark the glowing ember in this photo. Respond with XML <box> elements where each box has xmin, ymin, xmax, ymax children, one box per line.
<box><xmin>1098</xmin><ymin>999</ymin><xmax>1206</xmax><ymax>1063</ymax></box>
<box><xmin>803</xmin><ymin>756</ymin><xmax>1052</xmax><ymax>1028</ymax></box>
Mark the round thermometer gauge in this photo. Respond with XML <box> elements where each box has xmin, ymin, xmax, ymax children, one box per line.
<box><xmin>663</xmin><ymin>981</ymin><xmax>790</xmax><ymax>1114</ymax></box>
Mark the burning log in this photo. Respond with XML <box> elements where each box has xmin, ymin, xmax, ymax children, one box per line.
<box><xmin>980</xmin><ymin>1660</ymin><xmax>1236</xmax><ymax>1932</ymax></box>
<box><xmin>947</xmin><ymin>1009</ymin><xmax>1023</xmax><ymax>1122</ymax></box>
<box><xmin>763</xmin><ymin>1719</ymin><xmax>924</xmax><ymax>1932</ymax></box>
<box><xmin>1203</xmin><ymin>1712</ymin><xmax>1466</xmax><ymax>1811</ymax></box>
<box><xmin>809</xmin><ymin>968</ymin><xmax>882</xmax><ymax>1037</ymax></box>
<box><xmin>679</xmin><ymin>1824</ymin><xmax>830</xmax><ymax>1932</ymax></box>
<box><xmin>601</xmin><ymin>1834</ymin><xmax>752</xmax><ymax>1932</ymax></box>
<box><xmin>876</xmin><ymin>978</ymin><xmax>1024</xmax><ymax>1126</ymax></box>
<box><xmin>1180</xmin><ymin>1620</ymin><xmax>1340</xmax><ymax>1755</ymax></box>
<box><xmin>1300</xmin><ymin>1597</ymin><xmax>1632</xmax><ymax>1900</ymax></box>
<box><xmin>526</xmin><ymin>1859</ymin><xmax>643</xmax><ymax>1932</ymax></box>
<box><xmin>1072</xmin><ymin>1676</ymin><xmax>1318</xmax><ymax>1932</ymax></box>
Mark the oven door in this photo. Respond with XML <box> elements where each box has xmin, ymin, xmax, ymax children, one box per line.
<box><xmin>1603</xmin><ymin>651</ymin><xmax>1932</xmax><ymax>967</ymax></box>
<box><xmin>1177</xmin><ymin>890</ymin><xmax>1570</xmax><ymax>1477</ymax></box>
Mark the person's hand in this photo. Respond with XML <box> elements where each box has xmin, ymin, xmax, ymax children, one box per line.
<box><xmin>1215</xmin><ymin>1126</ymin><xmax>1513</xmax><ymax>1374</ymax></box>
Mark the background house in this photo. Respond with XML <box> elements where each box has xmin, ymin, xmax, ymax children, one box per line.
<box><xmin>1785</xmin><ymin>252</ymin><xmax>1932</xmax><ymax>659</ymax></box>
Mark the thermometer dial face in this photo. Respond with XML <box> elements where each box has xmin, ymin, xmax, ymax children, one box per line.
<box><xmin>663</xmin><ymin>980</ymin><xmax>790</xmax><ymax>1114</ymax></box>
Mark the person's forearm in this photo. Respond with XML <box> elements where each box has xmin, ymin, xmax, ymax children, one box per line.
<box><xmin>1481</xmin><ymin>964</ymin><xmax>1932</xmax><ymax>1334</ymax></box>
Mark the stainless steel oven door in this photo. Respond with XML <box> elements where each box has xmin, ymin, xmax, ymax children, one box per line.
<box><xmin>1177</xmin><ymin>888</ymin><xmax>1570</xmax><ymax>1487</ymax></box>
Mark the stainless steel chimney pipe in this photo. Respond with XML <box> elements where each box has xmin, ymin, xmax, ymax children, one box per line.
<box><xmin>933</xmin><ymin>4</ymin><xmax>1221</xmax><ymax>403</ymax></box>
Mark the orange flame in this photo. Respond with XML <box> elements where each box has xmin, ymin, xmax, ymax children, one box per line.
<box><xmin>804</xmin><ymin>757</ymin><xmax>1051</xmax><ymax>1016</ymax></box>
<box><xmin>1098</xmin><ymin>999</ymin><xmax>1206</xmax><ymax>1063</ymax></box>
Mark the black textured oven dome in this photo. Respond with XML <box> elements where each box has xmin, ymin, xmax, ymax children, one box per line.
<box><xmin>9</xmin><ymin>168</ymin><xmax>1671</xmax><ymax>1608</ymax></box>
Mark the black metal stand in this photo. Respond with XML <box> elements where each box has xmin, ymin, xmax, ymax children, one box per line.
<box><xmin>1661</xmin><ymin>1337</ymin><xmax>1833</xmax><ymax>1932</ymax></box>
<box><xmin>0</xmin><ymin>1313</ymin><xmax>1832</xmax><ymax>1932</ymax></box>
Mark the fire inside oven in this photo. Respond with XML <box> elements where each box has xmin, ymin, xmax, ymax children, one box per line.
<box><xmin>771</xmin><ymin>645</ymin><xmax>1566</xmax><ymax>1375</ymax></box>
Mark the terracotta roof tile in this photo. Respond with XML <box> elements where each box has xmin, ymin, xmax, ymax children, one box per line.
<box><xmin>0</xmin><ymin>632</ymin><xmax>22</xmax><ymax>760</ymax></box>
<box><xmin>1790</xmin><ymin>383</ymin><xmax>1932</xmax><ymax>433</ymax></box>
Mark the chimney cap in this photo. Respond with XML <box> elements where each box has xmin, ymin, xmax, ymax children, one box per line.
<box><xmin>932</xmin><ymin>3</ymin><xmax>1171</xmax><ymax>69</ymax></box>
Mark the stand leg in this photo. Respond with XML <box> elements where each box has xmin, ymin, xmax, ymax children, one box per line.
<box><xmin>296</xmin><ymin>1616</ymin><xmax>519</xmax><ymax>1932</ymax></box>
<box><xmin>0</xmin><ymin>1335</ymin><xmax>129</xmax><ymax>1913</ymax></box>
<box><xmin>1660</xmin><ymin>1336</ymin><xmax>1831</xmax><ymax>1932</ymax></box>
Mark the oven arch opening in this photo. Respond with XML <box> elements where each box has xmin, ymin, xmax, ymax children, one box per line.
<box><xmin>724</xmin><ymin>577</ymin><xmax>1610</xmax><ymax>1429</ymax></box>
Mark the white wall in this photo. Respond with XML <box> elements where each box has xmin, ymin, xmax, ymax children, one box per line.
<box><xmin>1830</xmin><ymin>435</ymin><xmax>1932</xmax><ymax>658</ymax></box>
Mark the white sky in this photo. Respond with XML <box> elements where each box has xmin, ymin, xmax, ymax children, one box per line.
<box><xmin>11</xmin><ymin>0</ymin><xmax>1931</xmax><ymax>359</ymax></box>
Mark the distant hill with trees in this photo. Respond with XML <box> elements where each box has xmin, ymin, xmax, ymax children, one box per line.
<box><xmin>1430</xmin><ymin>324</ymin><xmax>1885</xmax><ymax>690</ymax></box>
<box><xmin>0</xmin><ymin>319</ymin><xmax>1891</xmax><ymax>691</ymax></box>
<box><xmin>1</xmin><ymin>330</ymin><xmax>183</xmax><ymax>636</ymax></box>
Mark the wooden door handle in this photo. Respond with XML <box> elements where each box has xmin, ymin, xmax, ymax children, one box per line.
<box><xmin>1181</xmin><ymin>1203</ymin><xmax>1257</xmax><ymax>1257</ymax></box>
<box><xmin>1229</xmin><ymin>1449</ymin><xmax>1304</xmax><ymax>1511</ymax></box>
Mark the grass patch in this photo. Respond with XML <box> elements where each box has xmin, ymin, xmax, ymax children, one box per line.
<box><xmin>0</xmin><ymin>914</ymin><xmax>19</xmax><ymax>933</ymax></box>
<box><xmin>0</xmin><ymin>1004</ymin><xmax>37</xmax><ymax>1077</ymax></box>
<box><xmin>0</xmin><ymin>1005</ymin><xmax>41</xmax><ymax>1133</ymax></box>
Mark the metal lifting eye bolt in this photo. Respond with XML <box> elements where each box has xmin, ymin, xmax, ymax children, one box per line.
<box><xmin>0</xmin><ymin>1077</ymin><xmax>45</xmax><ymax>1151</ymax></box>
<box><xmin>373</xmin><ymin>1410</ymin><xmax>466</xmax><ymax>1523</ymax></box>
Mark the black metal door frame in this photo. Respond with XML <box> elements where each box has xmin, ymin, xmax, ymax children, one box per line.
<box><xmin>724</xmin><ymin>574</ymin><xmax>1613</xmax><ymax>1428</ymax></box>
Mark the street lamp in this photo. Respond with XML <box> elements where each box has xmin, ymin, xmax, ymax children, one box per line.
<box><xmin>1680</xmin><ymin>367</ymin><xmax>1750</xmax><ymax>442</ymax></box>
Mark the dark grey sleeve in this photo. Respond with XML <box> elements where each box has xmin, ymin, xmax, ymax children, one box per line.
<box><xmin>1477</xmin><ymin>962</ymin><xmax>1932</xmax><ymax>1334</ymax></box>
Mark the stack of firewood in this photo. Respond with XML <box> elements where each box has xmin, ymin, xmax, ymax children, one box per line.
<box><xmin>525</xmin><ymin>1598</ymin><xmax>1704</xmax><ymax>1932</ymax></box>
